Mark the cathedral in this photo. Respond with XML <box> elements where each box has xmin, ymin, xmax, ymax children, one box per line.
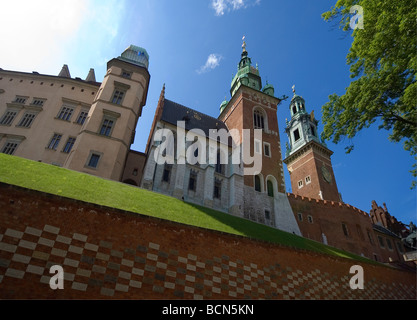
<box><xmin>0</xmin><ymin>43</ymin><xmax>414</xmax><ymax>267</ymax></box>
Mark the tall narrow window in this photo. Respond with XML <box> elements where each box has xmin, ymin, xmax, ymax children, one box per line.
<box><xmin>293</xmin><ymin>129</ymin><xmax>300</xmax><ymax>142</ymax></box>
<box><xmin>0</xmin><ymin>110</ymin><xmax>18</xmax><ymax>126</ymax></box>
<box><xmin>215</xmin><ymin>152</ymin><xmax>224</xmax><ymax>175</ymax></box>
<box><xmin>162</xmin><ymin>164</ymin><xmax>172</xmax><ymax>183</ymax></box>
<box><xmin>214</xmin><ymin>179</ymin><xmax>222</xmax><ymax>199</ymax></box>
<box><xmin>253</xmin><ymin>110</ymin><xmax>265</xmax><ymax>130</ymax></box>
<box><xmin>188</xmin><ymin>171</ymin><xmax>197</xmax><ymax>191</ymax></box>
<box><xmin>100</xmin><ymin>118</ymin><xmax>114</xmax><ymax>137</ymax></box>
<box><xmin>57</xmin><ymin>106</ymin><xmax>74</xmax><ymax>121</ymax></box>
<box><xmin>342</xmin><ymin>223</ymin><xmax>349</xmax><ymax>237</ymax></box>
<box><xmin>111</xmin><ymin>89</ymin><xmax>125</xmax><ymax>105</ymax></box>
<box><xmin>47</xmin><ymin>134</ymin><xmax>62</xmax><ymax>150</ymax></box>
<box><xmin>267</xmin><ymin>180</ymin><xmax>274</xmax><ymax>197</ymax></box>
<box><xmin>17</xmin><ymin>113</ymin><xmax>36</xmax><ymax>128</ymax></box>
<box><xmin>76</xmin><ymin>110</ymin><xmax>88</xmax><ymax>125</ymax></box>
<box><xmin>254</xmin><ymin>175</ymin><xmax>261</xmax><ymax>192</ymax></box>
<box><xmin>87</xmin><ymin>153</ymin><xmax>101</xmax><ymax>169</ymax></box>
<box><xmin>264</xmin><ymin>143</ymin><xmax>271</xmax><ymax>157</ymax></box>
<box><xmin>62</xmin><ymin>137</ymin><xmax>76</xmax><ymax>153</ymax></box>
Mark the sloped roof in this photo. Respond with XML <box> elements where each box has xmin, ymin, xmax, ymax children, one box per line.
<box><xmin>161</xmin><ymin>99</ymin><xmax>230</xmax><ymax>141</ymax></box>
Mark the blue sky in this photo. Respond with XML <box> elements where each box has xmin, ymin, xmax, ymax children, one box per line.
<box><xmin>1</xmin><ymin>0</ymin><xmax>415</xmax><ymax>226</ymax></box>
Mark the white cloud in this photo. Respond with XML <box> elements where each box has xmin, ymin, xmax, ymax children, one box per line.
<box><xmin>211</xmin><ymin>0</ymin><xmax>260</xmax><ymax>16</ymax></box>
<box><xmin>197</xmin><ymin>54</ymin><xmax>223</xmax><ymax>74</ymax></box>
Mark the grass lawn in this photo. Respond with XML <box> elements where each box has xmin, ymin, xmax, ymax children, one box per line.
<box><xmin>0</xmin><ymin>153</ymin><xmax>377</xmax><ymax>264</ymax></box>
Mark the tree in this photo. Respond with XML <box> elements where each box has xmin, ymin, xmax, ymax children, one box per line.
<box><xmin>321</xmin><ymin>0</ymin><xmax>417</xmax><ymax>188</ymax></box>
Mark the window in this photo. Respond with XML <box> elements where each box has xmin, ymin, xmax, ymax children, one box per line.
<box><xmin>14</xmin><ymin>96</ymin><xmax>27</xmax><ymax>104</ymax></box>
<box><xmin>356</xmin><ymin>224</ymin><xmax>365</xmax><ymax>240</ymax></box>
<box><xmin>17</xmin><ymin>113</ymin><xmax>36</xmax><ymax>128</ymax></box>
<box><xmin>1</xmin><ymin>142</ymin><xmax>19</xmax><ymax>155</ymax></box>
<box><xmin>297</xmin><ymin>213</ymin><xmax>303</xmax><ymax>222</ymax></box>
<box><xmin>214</xmin><ymin>179</ymin><xmax>222</xmax><ymax>199</ymax></box>
<box><xmin>254</xmin><ymin>175</ymin><xmax>262</xmax><ymax>192</ymax></box>
<box><xmin>342</xmin><ymin>223</ymin><xmax>349</xmax><ymax>237</ymax></box>
<box><xmin>254</xmin><ymin>139</ymin><xmax>261</xmax><ymax>154</ymax></box>
<box><xmin>47</xmin><ymin>134</ymin><xmax>62</xmax><ymax>150</ymax></box>
<box><xmin>215</xmin><ymin>152</ymin><xmax>224</xmax><ymax>175</ymax></box>
<box><xmin>386</xmin><ymin>238</ymin><xmax>393</xmax><ymax>250</ymax></box>
<box><xmin>76</xmin><ymin>110</ymin><xmax>88</xmax><ymax>125</ymax></box>
<box><xmin>378</xmin><ymin>236</ymin><xmax>385</xmax><ymax>248</ymax></box>
<box><xmin>396</xmin><ymin>242</ymin><xmax>404</xmax><ymax>253</ymax></box>
<box><xmin>253</xmin><ymin>109</ymin><xmax>265</xmax><ymax>130</ymax></box>
<box><xmin>305</xmin><ymin>176</ymin><xmax>311</xmax><ymax>184</ymax></box>
<box><xmin>264</xmin><ymin>142</ymin><xmax>271</xmax><ymax>157</ymax></box>
<box><xmin>122</xmin><ymin>71</ymin><xmax>132</xmax><ymax>79</ymax></box>
<box><xmin>298</xmin><ymin>180</ymin><xmax>303</xmax><ymax>189</ymax></box>
<box><xmin>292</xmin><ymin>105</ymin><xmax>297</xmax><ymax>115</ymax></box>
<box><xmin>31</xmin><ymin>99</ymin><xmax>45</xmax><ymax>107</ymax></box>
<box><xmin>100</xmin><ymin>118</ymin><xmax>114</xmax><ymax>137</ymax></box>
<box><xmin>188</xmin><ymin>171</ymin><xmax>197</xmax><ymax>191</ymax></box>
<box><xmin>265</xmin><ymin>210</ymin><xmax>271</xmax><ymax>221</ymax></box>
<box><xmin>111</xmin><ymin>89</ymin><xmax>125</xmax><ymax>105</ymax></box>
<box><xmin>62</xmin><ymin>137</ymin><xmax>76</xmax><ymax>153</ymax></box>
<box><xmin>367</xmin><ymin>230</ymin><xmax>375</xmax><ymax>245</ymax></box>
<box><xmin>57</xmin><ymin>106</ymin><xmax>74</xmax><ymax>121</ymax></box>
<box><xmin>307</xmin><ymin>215</ymin><xmax>313</xmax><ymax>224</ymax></box>
<box><xmin>87</xmin><ymin>153</ymin><xmax>101</xmax><ymax>169</ymax></box>
<box><xmin>0</xmin><ymin>110</ymin><xmax>18</xmax><ymax>126</ymax></box>
<box><xmin>310</xmin><ymin>125</ymin><xmax>316</xmax><ymax>137</ymax></box>
<box><xmin>267</xmin><ymin>180</ymin><xmax>274</xmax><ymax>197</ymax></box>
<box><xmin>293</xmin><ymin>129</ymin><xmax>300</xmax><ymax>142</ymax></box>
<box><xmin>162</xmin><ymin>164</ymin><xmax>172</xmax><ymax>183</ymax></box>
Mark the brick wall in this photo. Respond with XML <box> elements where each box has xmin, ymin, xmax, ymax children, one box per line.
<box><xmin>0</xmin><ymin>183</ymin><xmax>415</xmax><ymax>300</ymax></box>
<box><xmin>287</xmin><ymin>193</ymin><xmax>409</xmax><ymax>265</ymax></box>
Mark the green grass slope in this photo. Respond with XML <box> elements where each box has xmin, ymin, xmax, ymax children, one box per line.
<box><xmin>0</xmin><ymin>154</ymin><xmax>377</xmax><ymax>264</ymax></box>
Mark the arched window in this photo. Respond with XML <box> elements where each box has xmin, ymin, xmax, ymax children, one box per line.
<box><xmin>292</xmin><ymin>105</ymin><xmax>297</xmax><ymax>115</ymax></box>
<box><xmin>267</xmin><ymin>180</ymin><xmax>274</xmax><ymax>197</ymax></box>
<box><xmin>254</xmin><ymin>175</ymin><xmax>261</xmax><ymax>192</ymax></box>
<box><xmin>253</xmin><ymin>109</ymin><xmax>265</xmax><ymax>130</ymax></box>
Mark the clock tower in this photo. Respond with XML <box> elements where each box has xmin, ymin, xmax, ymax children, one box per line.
<box><xmin>283</xmin><ymin>87</ymin><xmax>341</xmax><ymax>202</ymax></box>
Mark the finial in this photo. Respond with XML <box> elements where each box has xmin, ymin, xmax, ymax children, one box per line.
<box><xmin>242</xmin><ymin>36</ymin><xmax>247</xmax><ymax>52</ymax></box>
<box><xmin>292</xmin><ymin>85</ymin><xmax>296</xmax><ymax>95</ymax></box>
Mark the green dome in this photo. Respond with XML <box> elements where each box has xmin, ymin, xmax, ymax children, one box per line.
<box><xmin>262</xmin><ymin>82</ymin><xmax>275</xmax><ymax>96</ymax></box>
<box><xmin>220</xmin><ymin>99</ymin><xmax>229</xmax><ymax>114</ymax></box>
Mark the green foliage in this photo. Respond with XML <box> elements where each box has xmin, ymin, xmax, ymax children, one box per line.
<box><xmin>322</xmin><ymin>0</ymin><xmax>417</xmax><ymax>188</ymax></box>
<box><xmin>0</xmin><ymin>154</ymin><xmax>377</xmax><ymax>264</ymax></box>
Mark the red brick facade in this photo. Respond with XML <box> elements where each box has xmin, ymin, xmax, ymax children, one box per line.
<box><xmin>287</xmin><ymin>194</ymin><xmax>410</xmax><ymax>265</ymax></box>
<box><xmin>0</xmin><ymin>183</ymin><xmax>415</xmax><ymax>300</ymax></box>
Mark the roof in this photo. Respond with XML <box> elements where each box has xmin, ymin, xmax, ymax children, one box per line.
<box><xmin>373</xmin><ymin>223</ymin><xmax>401</xmax><ymax>239</ymax></box>
<box><xmin>161</xmin><ymin>99</ymin><xmax>231</xmax><ymax>144</ymax></box>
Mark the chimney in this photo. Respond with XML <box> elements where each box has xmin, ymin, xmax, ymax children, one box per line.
<box><xmin>58</xmin><ymin>64</ymin><xmax>71</xmax><ymax>78</ymax></box>
<box><xmin>85</xmin><ymin>68</ymin><xmax>96</xmax><ymax>82</ymax></box>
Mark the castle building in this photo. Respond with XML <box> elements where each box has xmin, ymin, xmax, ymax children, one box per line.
<box><xmin>0</xmin><ymin>43</ymin><xmax>413</xmax><ymax>267</ymax></box>
<box><xmin>138</xmin><ymin>41</ymin><xmax>301</xmax><ymax>236</ymax></box>
<box><xmin>0</xmin><ymin>45</ymin><xmax>150</xmax><ymax>181</ymax></box>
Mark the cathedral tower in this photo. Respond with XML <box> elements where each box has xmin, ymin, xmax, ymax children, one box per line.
<box><xmin>219</xmin><ymin>38</ymin><xmax>301</xmax><ymax>235</ymax></box>
<box><xmin>65</xmin><ymin>45</ymin><xmax>151</xmax><ymax>181</ymax></box>
<box><xmin>283</xmin><ymin>87</ymin><xmax>341</xmax><ymax>202</ymax></box>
